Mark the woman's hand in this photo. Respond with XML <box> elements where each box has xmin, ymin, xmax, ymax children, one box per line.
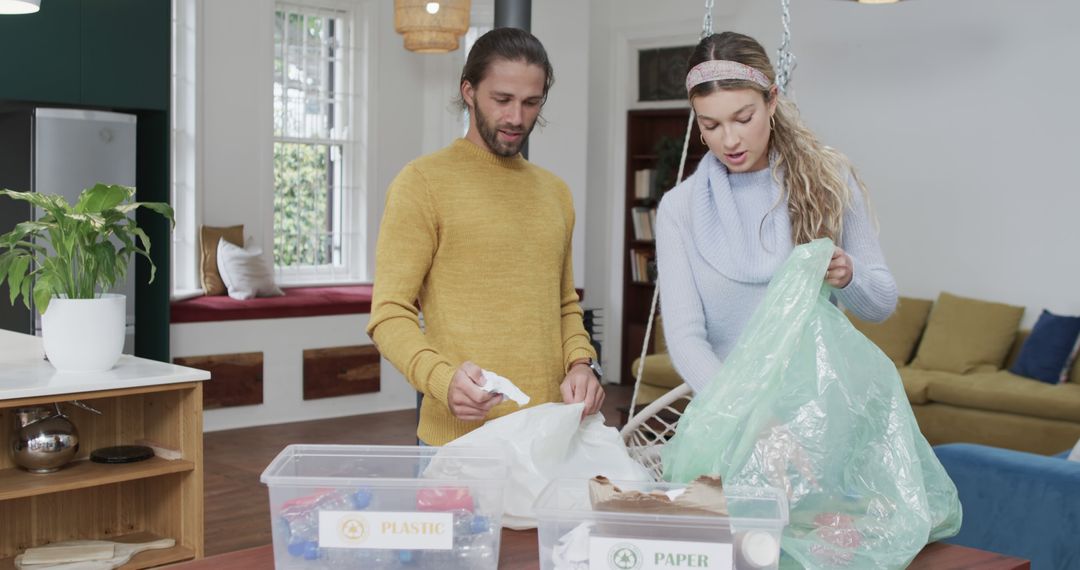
<box><xmin>825</xmin><ymin>247</ymin><xmax>854</xmax><ymax>288</ymax></box>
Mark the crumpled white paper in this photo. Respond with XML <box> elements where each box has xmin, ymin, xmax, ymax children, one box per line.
<box><xmin>551</xmin><ymin>522</ymin><xmax>592</xmax><ymax>570</ymax></box>
<box><xmin>481</xmin><ymin>369</ymin><xmax>530</xmax><ymax>406</ymax></box>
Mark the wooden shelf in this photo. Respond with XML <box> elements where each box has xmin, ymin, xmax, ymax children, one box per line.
<box><xmin>622</xmin><ymin>108</ymin><xmax>708</xmax><ymax>384</ymax></box>
<box><xmin>0</xmin><ymin>532</ymin><xmax>195</xmax><ymax>570</ymax></box>
<box><xmin>0</xmin><ymin>356</ymin><xmax>206</xmax><ymax>562</ymax></box>
<box><xmin>0</xmin><ymin>457</ymin><xmax>195</xmax><ymax>502</ymax></box>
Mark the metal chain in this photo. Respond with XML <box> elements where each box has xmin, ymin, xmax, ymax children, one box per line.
<box><xmin>701</xmin><ymin>0</ymin><xmax>714</xmax><ymax>39</ymax></box>
<box><xmin>775</xmin><ymin>0</ymin><xmax>797</xmax><ymax>94</ymax></box>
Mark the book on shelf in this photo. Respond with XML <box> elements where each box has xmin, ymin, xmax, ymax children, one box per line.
<box><xmin>630</xmin><ymin>206</ymin><xmax>657</xmax><ymax>241</ymax></box>
<box><xmin>633</xmin><ymin>168</ymin><xmax>659</xmax><ymax>200</ymax></box>
<box><xmin>629</xmin><ymin>248</ymin><xmax>657</xmax><ymax>284</ymax></box>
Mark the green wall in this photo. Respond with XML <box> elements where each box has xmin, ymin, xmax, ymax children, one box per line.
<box><xmin>0</xmin><ymin>0</ymin><xmax>172</xmax><ymax>362</ymax></box>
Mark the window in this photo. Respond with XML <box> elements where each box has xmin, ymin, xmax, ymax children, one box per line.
<box><xmin>171</xmin><ymin>0</ymin><xmax>199</xmax><ymax>295</ymax></box>
<box><xmin>461</xmin><ymin>25</ymin><xmax>492</xmax><ymax>136</ymax></box>
<box><xmin>273</xmin><ymin>3</ymin><xmax>359</xmax><ymax>282</ymax></box>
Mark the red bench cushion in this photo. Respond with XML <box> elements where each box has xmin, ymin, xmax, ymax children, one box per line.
<box><xmin>171</xmin><ymin>285</ymin><xmax>373</xmax><ymax>323</ymax></box>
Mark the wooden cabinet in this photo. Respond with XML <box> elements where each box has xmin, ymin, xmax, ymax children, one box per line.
<box><xmin>620</xmin><ymin>108</ymin><xmax>707</xmax><ymax>384</ymax></box>
<box><xmin>0</xmin><ymin>357</ymin><xmax>209</xmax><ymax>568</ymax></box>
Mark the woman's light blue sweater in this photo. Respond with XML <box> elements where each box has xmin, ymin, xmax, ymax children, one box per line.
<box><xmin>655</xmin><ymin>154</ymin><xmax>897</xmax><ymax>392</ymax></box>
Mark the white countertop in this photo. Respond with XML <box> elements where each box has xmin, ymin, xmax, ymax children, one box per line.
<box><xmin>0</xmin><ymin>355</ymin><xmax>210</xmax><ymax>401</ymax></box>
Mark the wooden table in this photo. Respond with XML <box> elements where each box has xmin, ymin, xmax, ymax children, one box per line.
<box><xmin>166</xmin><ymin>529</ymin><xmax>1030</xmax><ymax>569</ymax></box>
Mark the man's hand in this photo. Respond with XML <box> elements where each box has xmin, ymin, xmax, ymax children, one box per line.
<box><xmin>560</xmin><ymin>360</ymin><xmax>605</xmax><ymax>418</ymax></box>
<box><xmin>825</xmin><ymin>246</ymin><xmax>854</xmax><ymax>289</ymax></box>
<box><xmin>447</xmin><ymin>361</ymin><xmax>502</xmax><ymax>421</ymax></box>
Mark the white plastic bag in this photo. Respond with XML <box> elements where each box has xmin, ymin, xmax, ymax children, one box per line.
<box><xmin>427</xmin><ymin>402</ymin><xmax>652</xmax><ymax>529</ymax></box>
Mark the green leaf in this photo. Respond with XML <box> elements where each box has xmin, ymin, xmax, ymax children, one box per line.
<box><xmin>8</xmin><ymin>255</ymin><xmax>29</xmax><ymax>306</ymax></box>
<box><xmin>68</xmin><ymin>212</ymin><xmax>107</xmax><ymax>229</ymax></box>
<box><xmin>133</xmin><ymin>201</ymin><xmax>176</xmax><ymax>228</ymax></box>
<box><xmin>1</xmin><ymin>220</ymin><xmax>49</xmax><ymax>243</ymax></box>
<box><xmin>19</xmin><ymin>271</ymin><xmax>31</xmax><ymax>308</ymax></box>
<box><xmin>92</xmin><ymin>241</ymin><xmax>118</xmax><ymax>291</ymax></box>
<box><xmin>33</xmin><ymin>273</ymin><xmax>54</xmax><ymax>314</ymax></box>
<box><xmin>131</xmin><ymin>227</ymin><xmax>151</xmax><ymax>254</ymax></box>
<box><xmin>0</xmin><ymin>252</ymin><xmax>15</xmax><ymax>290</ymax></box>
<box><xmin>74</xmin><ymin>184</ymin><xmax>132</xmax><ymax>214</ymax></box>
<box><xmin>0</xmin><ymin>189</ymin><xmax>54</xmax><ymax>209</ymax></box>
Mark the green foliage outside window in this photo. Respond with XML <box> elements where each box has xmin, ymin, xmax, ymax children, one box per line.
<box><xmin>273</xmin><ymin>142</ymin><xmax>332</xmax><ymax>266</ymax></box>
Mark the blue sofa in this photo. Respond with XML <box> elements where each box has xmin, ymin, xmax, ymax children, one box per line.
<box><xmin>934</xmin><ymin>443</ymin><xmax>1080</xmax><ymax>570</ymax></box>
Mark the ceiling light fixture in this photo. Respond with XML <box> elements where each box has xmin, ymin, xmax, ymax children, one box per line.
<box><xmin>0</xmin><ymin>0</ymin><xmax>40</xmax><ymax>15</ymax></box>
<box><xmin>395</xmin><ymin>0</ymin><xmax>471</xmax><ymax>54</ymax></box>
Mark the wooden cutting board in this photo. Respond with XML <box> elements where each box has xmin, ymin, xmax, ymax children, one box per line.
<box><xmin>15</xmin><ymin>538</ymin><xmax>175</xmax><ymax>569</ymax></box>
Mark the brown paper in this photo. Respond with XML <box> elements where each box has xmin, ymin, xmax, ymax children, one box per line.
<box><xmin>588</xmin><ymin>475</ymin><xmax>729</xmax><ymax>516</ymax></box>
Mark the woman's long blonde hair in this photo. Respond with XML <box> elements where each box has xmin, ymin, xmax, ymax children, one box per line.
<box><xmin>688</xmin><ymin>32</ymin><xmax>866</xmax><ymax>245</ymax></box>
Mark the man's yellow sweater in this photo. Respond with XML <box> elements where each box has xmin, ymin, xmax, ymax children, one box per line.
<box><xmin>366</xmin><ymin>138</ymin><xmax>596</xmax><ymax>445</ymax></box>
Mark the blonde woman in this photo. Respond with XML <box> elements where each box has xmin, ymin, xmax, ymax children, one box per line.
<box><xmin>656</xmin><ymin>32</ymin><xmax>898</xmax><ymax>392</ymax></box>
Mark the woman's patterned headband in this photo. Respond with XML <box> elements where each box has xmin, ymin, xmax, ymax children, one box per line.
<box><xmin>685</xmin><ymin>60</ymin><xmax>772</xmax><ymax>93</ymax></box>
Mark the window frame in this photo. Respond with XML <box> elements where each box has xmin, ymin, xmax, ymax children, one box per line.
<box><xmin>272</xmin><ymin>0</ymin><xmax>367</xmax><ymax>286</ymax></box>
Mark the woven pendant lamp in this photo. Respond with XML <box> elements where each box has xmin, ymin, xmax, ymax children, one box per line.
<box><xmin>394</xmin><ymin>0</ymin><xmax>472</xmax><ymax>53</ymax></box>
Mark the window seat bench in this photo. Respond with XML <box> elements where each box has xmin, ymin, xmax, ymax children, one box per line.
<box><xmin>170</xmin><ymin>285</ymin><xmax>374</xmax><ymax>323</ymax></box>
<box><xmin>168</xmin><ymin>284</ymin><xmax>415</xmax><ymax>432</ymax></box>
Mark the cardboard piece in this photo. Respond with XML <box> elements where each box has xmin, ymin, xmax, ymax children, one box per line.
<box><xmin>588</xmin><ymin>475</ymin><xmax>729</xmax><ymax>517</ymax></box>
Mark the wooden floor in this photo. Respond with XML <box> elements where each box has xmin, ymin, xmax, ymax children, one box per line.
<box><xmin>202</xmin><ymin>384</ymin><xmax>634</xmax><ymax>556</ymax></box>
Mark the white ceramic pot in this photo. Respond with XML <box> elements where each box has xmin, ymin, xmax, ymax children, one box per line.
<box><xmin>41</xmin><ymin>294</ymin><xmax>126</xmax><ymax>372</ymax></box>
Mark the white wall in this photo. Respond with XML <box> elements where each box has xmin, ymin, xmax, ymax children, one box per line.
<box><xmin>586</xmin><ymin>0</ymin><xmax>1080</xmax><ymax>382</ymax></box>
<box><xmin>758</xmin><ymin>0</ymin><xmax>1080</xmax><ymax>327</ymax></box>
<box><xmin>531</xmin><ymin>0</ymin><xmax>591</xmax><ymax>288</ymax></box>
<box><xmin>200</xmin><ymin>0</ymin><xmax>275</xmax><ymax>251</ymax></box>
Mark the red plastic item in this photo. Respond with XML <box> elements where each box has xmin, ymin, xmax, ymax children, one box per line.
<box><xmin>416</xmin><ymin>487</ymin><xmax>474</xmax><ymax>512</ymax></box>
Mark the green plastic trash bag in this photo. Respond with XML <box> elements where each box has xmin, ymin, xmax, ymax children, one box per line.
<box><xmin>662</xmin><ymin>238</ymin><xmax>961</xmax><ymax>569</ymax></box>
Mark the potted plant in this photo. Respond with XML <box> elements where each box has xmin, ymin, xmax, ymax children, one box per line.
<box><xmin>0</xmin><ymin>184</ymin><xmax>174</xmax><ymax>372</ymax></box>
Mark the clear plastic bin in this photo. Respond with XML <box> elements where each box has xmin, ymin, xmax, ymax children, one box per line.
<box><xmin>260</xmin><ymin>444</ymin><xmax>506</xmax><ymax>569</ymax></box>
<box><xmin>534</xmin><ymin>479</ymin><xmax>788</xmax><ymax>570</ymax></box>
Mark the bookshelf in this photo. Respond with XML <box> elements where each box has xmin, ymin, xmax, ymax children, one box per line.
<box><xmin>620</xmin><ymin>108</ymin><xmax>707</xmax><ymax>384</ymax></box>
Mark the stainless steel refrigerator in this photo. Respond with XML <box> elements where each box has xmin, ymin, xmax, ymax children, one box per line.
<box><xmin>0</xmin><ymin>108</ymin><xmax>137</xmax><ymax>351</ymax></box>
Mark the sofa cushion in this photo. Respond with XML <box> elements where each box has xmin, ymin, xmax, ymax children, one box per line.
<box><xmin>630</xmin><ymin>353</ymin><xmax>684</xmax><ymax>391</ymax></box>
<box><xmin>911</xmin><ymin>292</ymin><xmax>1024</xmax><ymax>374</ymax></box>
<box><xmin>898</xmin><ymin>367</ymin><xmax>952</xmax><ymax>405</ymax></box>
<box><xmin>925</xmin><ymin>370</ymin><xmax>1080</xmax><ymax>423</ymax></box>
<box><xmin>849</xmin><ymin>297</ymin><xmax>933</xmax><ymax>366</ymax></box>
<box><xmin>635</xmin><ymin>382</ymin><xmax>674</xmax><ymax>407</ymax></box>
<box><xmin>200</xmin><ymin>224</ymin><xmax>244</xmax><ymax>295</ymax></box>
<box><xmin>1009</xmin><ymin>310</ymin><xmax>1080</xmax><ymax>384</ymax></box>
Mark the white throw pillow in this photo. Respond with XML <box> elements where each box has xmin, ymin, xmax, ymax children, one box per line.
<box><xmin>1069</xmin><ymin>438</ymin><xmax>1080</xmax><ymax>462</ymax></box>
<box><xmin>216</xmin><ymin>238</ymin><xmax>284</xmax><ymax>300</ymax></box>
